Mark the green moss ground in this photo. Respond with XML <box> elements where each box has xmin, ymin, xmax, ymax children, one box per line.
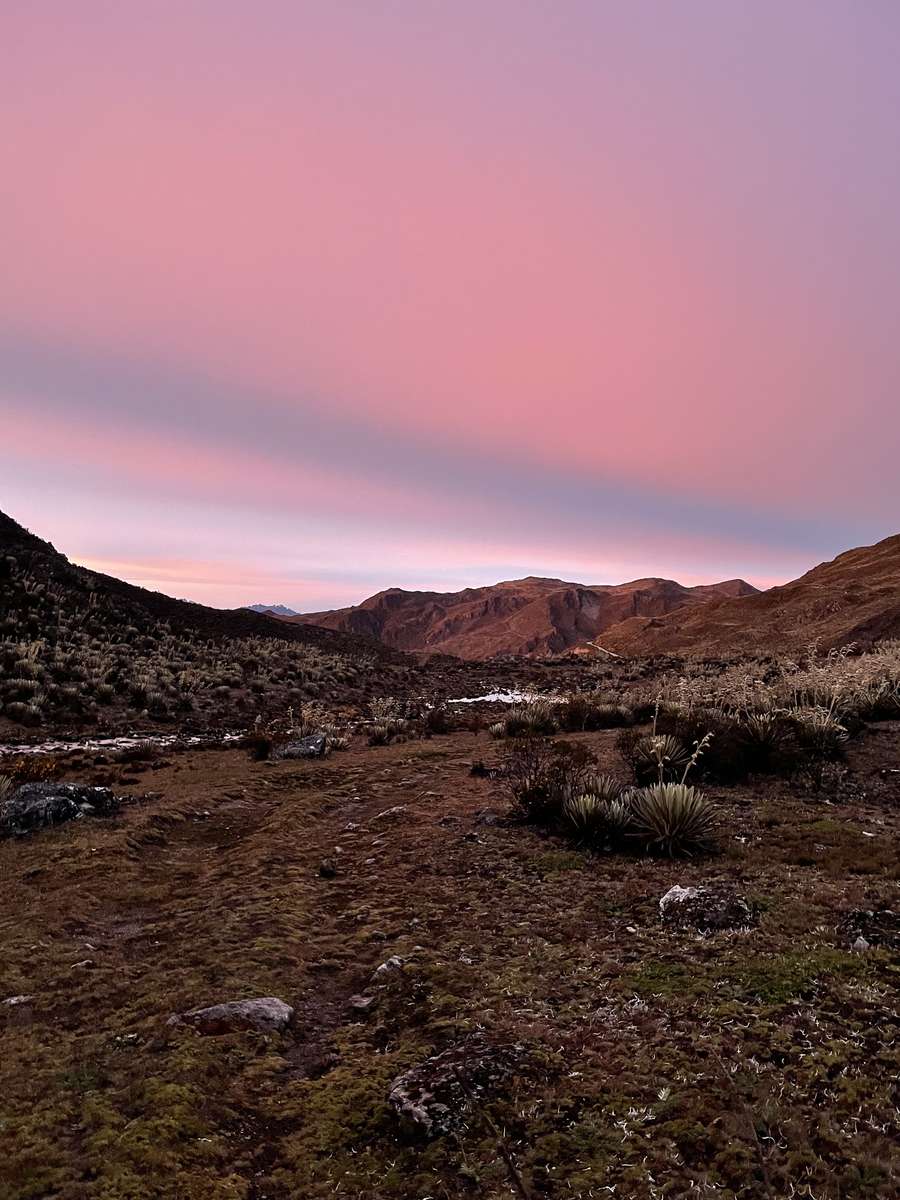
<box><xmin>2</xmin><ymin>728</ymin><xmax>898</xmax><ymax>1198</ymax></box>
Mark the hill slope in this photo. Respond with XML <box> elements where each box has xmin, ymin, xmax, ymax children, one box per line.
<box><xmin>0</xmin><ymin>510</ymin><xmax>386</xmax><ymax>656</ymax></box>
<box><xmin>0</xmin><ymin>510</ymin><xmax>397</xmax><ymax>731</ymax></box>
<box><xmin>292</xmin><ymin>575</ymin><xmax>758</xmax><ymax>659</ymax></box>
<box><xmin>600</xmin><ymin>533</ymin><xmax>900</xmax><ymax>656</ymax></box>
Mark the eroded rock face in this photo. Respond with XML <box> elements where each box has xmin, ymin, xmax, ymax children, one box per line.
<box><xmin>659</xmin><ymin>883</ymin><xmax>757</xmax><ymax>933</ymax></box>
<box><xmin>389</xmin><ymin>1035</ymin><xmax>522</xmax><ymax>1138</ymax></box>
<box><xmin>0</xmin><ymin>782</ymin><xmax>122</xmax><ymax>836</ymax></box>
<box><xmin>272</xmin><ymin>734</ymin><xmax>327</xmax><ymax>760</ymax></box>
<box><xmin>168</xmin><ymin>997</ymin><xmax>294</xmax><ymax>1036</ymax></box>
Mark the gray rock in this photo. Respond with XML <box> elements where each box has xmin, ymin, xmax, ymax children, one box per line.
<box><xmin>852</xmin><ymin>935</ymin><xmax>871</xmax><ymax>953</ymax></box>
<box><xmin>1</xmin><ymin>782</ymin><xmax>122</xmax><ymax>836</ymax></box>
<box><xmin>347</xmin><ymin>993</ymin><xmax>377</xmax><ymax>1013</ymax></box>
<box><xmin>168</xmin><ymin>997</ymin><xmax>294</xmax><ymax>1036</ymax></box>
<box><xmin>389</xmin><ymin>1035</ymin><xmax>523</xmax><ymax>1138</ymax></box>
<box><xmin>474</xmin><ymin>808</ymin><xmax>502</xmax><ymax>827</ymax></box>
<box><xmin>273</xmin><ymin>734</ymin><xmax>327</xmax><ymax>760</ymax></box>
<box><xmin>372</xmin><ymin>955</ymin><xmax>403</xmax><ymax>981</ymax></box>
<box><xmin>659</xmin><ymin>883</ymin><xmax>757</xmax><ymax>933</ymax></box>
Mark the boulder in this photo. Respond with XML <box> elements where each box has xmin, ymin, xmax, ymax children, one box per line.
<box><xmin>389</xmin><ymin>1035</ymin><xmax>522</xmax><ymax>1138</ymax></box>
<box><xmin>272</xmin><ymin>734</ymin><xmax>327</xmax><ymax>760</ymax></box>
<box><xmin>168</xmin><ymin>996</ymin><xmax>294</xmax><ymax>1036</ymax></box>
<box><xmin>659</xmin><ymin>883</ymin><xmax>757</xmax><ymax>933</ymax></box>
<box><xmin>839</xmin><ymin>908</ymin><xmax>899</xmax><ymax>951</ymax></box>
<box><xmin>0</xmin><ymin>782</ymin><xmax>122</xmax><ymax>836</ymax></box>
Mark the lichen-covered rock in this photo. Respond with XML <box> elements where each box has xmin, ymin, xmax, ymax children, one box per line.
<box><xmin>839</xmin><ymin>908</ymin><xmax>899</xmax><ymax>951</ymax></box>
<box><xmin>273</xmin><ymin>734</ymin><xmax>327</xmax><ymax>760</ymax></box>
<box><xmin>659</xmin><ymin>883</ymin><xmax>757</xmax><ymax>933</ymax></box>
<box><xmin>372</xmin><ymin>955</ymin><xmax>403</xmax><ymax>981</ymax></box>
<box><xmin>389</xmin><ymin>1035</ymin><xmax>522</xmax><ymax>1138</ymax></box>
<box><xmin>0</xmin><ymin>782</ymin><xmax>122</xmax><ymax>836</ymax></box>
<box><xmin>168</xmin><ymin>996</ymin><xmax>294</xmax><ymax>1035</ymax></box>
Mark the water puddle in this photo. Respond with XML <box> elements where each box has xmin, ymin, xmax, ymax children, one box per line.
<box><xmin>448</xmin><ymin>689</ymin><xmax>555</xmax><ymax>705</ymax></box>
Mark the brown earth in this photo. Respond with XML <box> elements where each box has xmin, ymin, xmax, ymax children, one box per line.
<box><xmin>602</xmin><ymin>533</ymin><xmax>900</xmax><ymax>657</ymax></box>
<box><xmin>2</xmin><ymin>724</ymin><xmax>898</xmax><ymax>1199</ymax></box>
<box><xmin>292</xmin><ymin>576</ymin><xmax>757</xmax><ymax>659</ymax></box>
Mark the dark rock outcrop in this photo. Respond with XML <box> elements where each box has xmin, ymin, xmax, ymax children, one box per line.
<box><xmin>273</xmin><ymin>734</ymin><xmax>327</xmax><ymax>760</ymax></box>
<box><xmin>0</xmin><ymin>782</ymin><xmax>122</xmax><ymax>836</ymax></box>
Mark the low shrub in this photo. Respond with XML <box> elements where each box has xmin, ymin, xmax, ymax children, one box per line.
<box><xmin>504</xmin><ymin>738</ymin><xmax>595</xmax><ymax>824</ymax></box>
<box><xmin>423</xmin><ymin>704</ymin><xmax>450</xmax><ymax>735</ymax></box>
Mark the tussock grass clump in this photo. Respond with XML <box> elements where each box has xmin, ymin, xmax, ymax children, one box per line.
<box><xmin>791</xmin><ymin>708</ymin><xmax>849</xmax><ymax>758</ymax></box>
<box><xmin>628</xmin><ymin>782</ymin><xmax>715</xmax><ymax>857</ymax></box>
<box><xmin>623</xmin><ymin>732</ymin><xmax>691</xmax><ymax>785</ymax></box>
<box><xmin>492</xmin><ymin>700</ymin><xmax>558</xmax><ymax>739</ymax></box>
<box><xmin>557</xmin><ymin>693</ymin><xmax>634</xmax><ymax>732</ymax></box>
<box><xmin>562</xmin><ymin>792</ymin><xmax>610</xmax><ymax>841</ymax></box>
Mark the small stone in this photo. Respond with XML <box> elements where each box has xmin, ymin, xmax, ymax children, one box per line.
<box><xmin>347</xmin><ymin>993</ymin><xmax>377</xmax><ymax>1013</ymax></box>
<box><xmin>375</xmin><ymin>805</ymin><xmax>407</xmax><ymax>820</ymax></box>
<box><xmin>852</xmin><ymin>936</ymin><xmax>871</xmax><ymax>953</ymax></box>
<box><xmin>71</xmin><ymin>959</ymin><xmax>95</xmax><ymax>970</ymax></box>
<box><xmin>372</xmin><ymin>955</ymin><xmax>403</xmax><ymax>981</ymax></box>
<box><xmin>474</xmin><ymin>809</ymin><xmax>501</xmax><ymax>827</ymax></box>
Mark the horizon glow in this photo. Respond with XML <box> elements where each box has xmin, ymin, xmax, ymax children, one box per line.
<box><xmin>3</xmin><ymin>2</ymin><xmax>899</xmax><ymax>610</ymax></box>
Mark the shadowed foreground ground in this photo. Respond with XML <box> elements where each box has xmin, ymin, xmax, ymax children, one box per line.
<box><xmin>2</xmin><ymin>728</ymin><xmax>898</xmax><ymax>1199</ymax></box>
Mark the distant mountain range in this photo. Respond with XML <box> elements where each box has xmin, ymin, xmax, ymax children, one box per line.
<box><xmin>287</xmin><ymin>533</ymin><xmax>900</xmax><ymax>658</ymax></box>
<box><xmin>287</xmin><ymin>576</ymin><xmax>758</xmax><ymax>659</ymax></box>
<box><xmin>246</xmin><ymin>604</ymin><xmax>299</xmax><ymax>617</ymax></box>
<box><xmin>6</xmin><ymin>508</ymin><xmax>898</xmax><ymax>663</ymax></box>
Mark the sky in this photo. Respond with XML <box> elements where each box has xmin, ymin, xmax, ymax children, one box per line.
<box><xmin>3</xmin><ymin>1</ymin><xmax>899</xmax><ymax>611</ymax></box>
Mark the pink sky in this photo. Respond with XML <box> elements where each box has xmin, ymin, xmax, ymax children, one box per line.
<box><xmin>3</xmin><ymin>2</ymin><xmax>899</xmax><ymax>609</ymax></box>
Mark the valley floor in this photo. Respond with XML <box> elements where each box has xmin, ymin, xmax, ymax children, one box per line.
<box><xmin>2</xmin><ymin>727</ymin><xmax>899</xmax><ymax>1199</ymax></box>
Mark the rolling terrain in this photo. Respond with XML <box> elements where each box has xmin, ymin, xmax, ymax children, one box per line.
<box><xmin>601</xmin><ymin>533</ymin><xmax>900</xmax><ymax>657</ymax></box>
<box><xmin>292</xmin><ymin>576</ymin><xmax>757</xmax><ymax>659</ymax></box>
